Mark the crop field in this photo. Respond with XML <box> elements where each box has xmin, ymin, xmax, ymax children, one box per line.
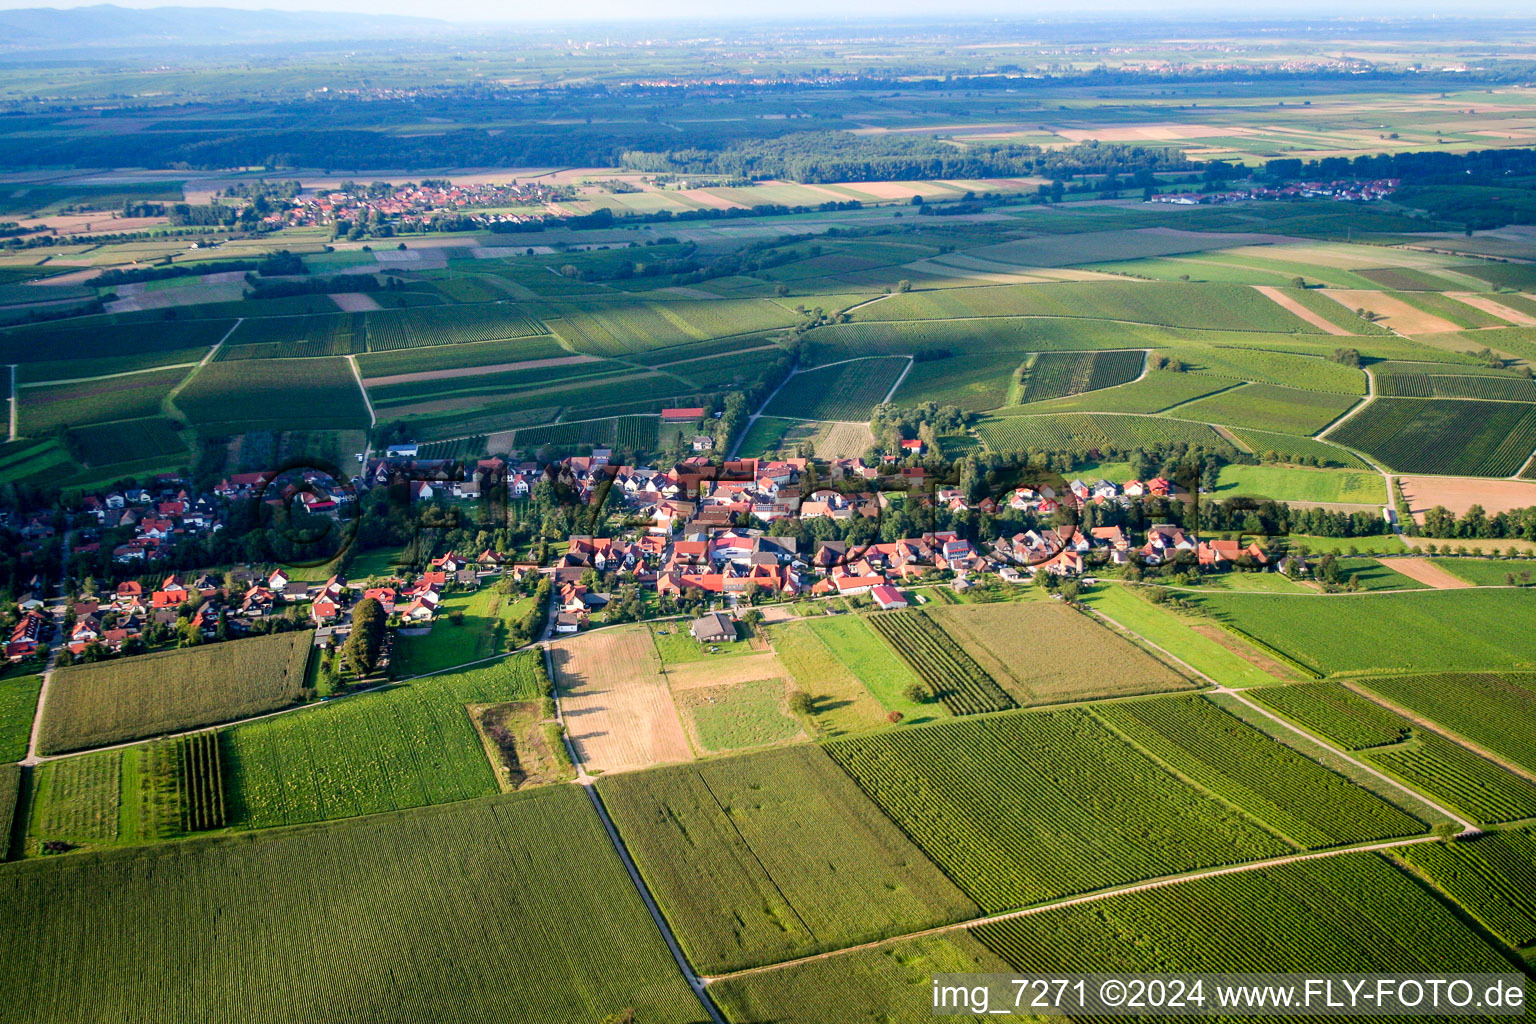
<box><xmin>1227</xmin><ymin>428</ymin><xmax>1371</xmax><ymax>468</ymax></box>
<box><xmin>1374</xmin><ymin>372</ymin><xmax>1536</xmax><ymax>402</ymax></box>
<box><xmin>0</xmin><ymin>316</ymin><xmax>230</xmax><ymax>368</ymax></box>
<box><xmin>362</xmin><ymin>303</ymin><xmax>549</xmax><ymax>350</ymax></box>
<box><xmin>1328</xmin><ymin>398</ymin><xmax>1536</xmax><ymax>476</ymax></box>
<box><xmin>26</xmin><ymin>750</ymin><xmax>123</xmax><ymax>846</ymax></box>
<box><xmin>1248</xmin><ymin>682</ymin><xmax>1412</xmax><ymax>750</ymax></box>
<box><xmin>0</xmin><ymin>673</ymin><xmax>42</xmax><ymax>763</ymax></box>
<box><xmin>974</xmin><ymin>852</ymin><xmax>1508</xmax><ymax>976</ymax></box>
<box><xmin>223</xmin><ymin>654</ymin><xmax>545</xmax><ymax>829</ymax></box>
<box><xmin>765</xmin><ymin>620</ymin><xmax>890</xmax><ymax>735</ymax></box>
<box><xmin>1370</xmin><ymin>732</ymin><xmax>1536</xmax><ymax>825</ymax></box>
<box><xmin>851</xmin><ymin>281</ymin><xmax>1320</xmax><ymax>334</ymax></box>
<box><xmin>18</xmin><ymin>366</ymin><xmax>189</xmax><ymax>435</ymax></box>
<box><xmin>0</xmin><ymin>762</ymin><xmax>17</xmax><ymax>855</ymax></box>
<box><xmin>926</xmin><ymin>601</ymin><xmax>1190</xmax><ymax>705</ymax></box>
<box><xmin>1433</xmin><ymin>558</ymin><xmax>1536</xmax><ymax>586</ymax></box>
<box><xmin>1396</xmin><ymin>831</ymin><xmax>1536</xmax><ymax>950</ymax></box>
<box><xmin>1393</xmin><ymin>289</ymin><xmax>1510</xmax><ymax>329</ymax></box>
<box><xmin>176</xmin><ymin>357</ymin><xmax>371</xmax><ymax>433</ymax></box>
<box><xmin>1015</xmin><ymin>368</ymin><xmax>1229</xmax><ymax>414</ymax></box>
<box><xmin>598</xmin><ymin>747</ymin><xmax>976</xmax><ymax>974</ymax></box>
<box><xmin>974</xmin><ymin>412</ymin><xmax>1230</xmax><ymax>454</ymax></box>
<box><xmin>709</xmin><ymin>932</ymin><xmax>1013</xmax><ymax>1024</ymax></box>
<box><xmin>545</xmin><ymin>297</ymin><xmax>795</xmax><ymax>356</ymax></box>
<box><xmin>550</xmin><ymin>625</ymin><xmax>692</xmax><ymax>773</ymax></box>
<box><xmin>69</xmin><ymin>417</ymin><xmax>189</xmax><ymax>467</ymax></box>
<box><xmin>825</xmin><ymin>709</ymin><xmax>1290</xmax><ymax>911</ymax></box>
<box><xmin>1192</xmin><ymin>589</ymin><xmax>1536</xmax><ymax>677</ymax></box>
<box><xmin>1355</xmin><ymin>673</ymin><xmax>1536</xmax><ymax>775</ymax></box>
<box><xmin>175</xmin><ymin>732</ymin><xmax>226</xmax><ymax>832</ymax></box>
<box><xmin>1016</xmin><ymin>349</ymin><xmax>1144</xmax><ymax>404</ymax></box>
<box><xmin>414</xmin><ymin>436</ymin><xmax>487</xmax><ymax>460</ymax></box>
<box><xmin>38</xmin><ymin>632</ymin><xmax>311</xmax><ymax>755</ymax></box>
<box><xmin>866</xmin><ymin>610</ymin><xmax>1016</xmax><ymax>715</ymax></box>
<box><xmin>218</xmin><ymin>312</ymin><xmax>363</xmax><ymax>360</ymax></box>
<box><xmin>1174</xmin><ymin>382</ymin><xmax>1359</xmax><ymax>435</ymax></box>
<box><xmin>763</xmin><ymin>357</ymin><xmax>908</xmax><ymax>421</ymax></box>
<box><xmin>1083</xmin><ymin>584</ymin><xmax>1283</xmax><ymax>687</ymax></box>
<box><xmin>1163</xmin><ymin>344</ymin><xmax>1369</xmax><ymax>395</ymax></box>
<box><xmin>1093</xmin><ymin>696</ymin><xmax>1424</xmax><ymax>848</ymax></box>
<box><xmin>353</xmin><ymin>336</ymin><xmax>571</xmax><ymax>377</ymax></box>
<box><xmin>0</xmin><ymin>787</ymin><xmax>707</xmax><ymax>1024</ymax></box>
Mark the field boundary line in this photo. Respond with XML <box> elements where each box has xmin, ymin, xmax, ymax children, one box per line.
<box><xmin>16</xmin><ymin>361</ymin><xmax>203</xmax><ymax>389</ymax></box>
<box><xmin>701</xmin><ymin>834</ymin><xmax>1445</xmax><ymax>984</ymax></box>
<box><xmin>728</xmin><ymin>353</ymin><xmax>800</xmax><ymax>459</ymax></box>
<box><xmin>7</xmin><ymin>363</ymin><xmax>15</xmax><ymax>442</ymax></box>
<box><xmin>881</xmin><ymin>355</ymin><xmax>914</xmax><ymax>404</ymax></box>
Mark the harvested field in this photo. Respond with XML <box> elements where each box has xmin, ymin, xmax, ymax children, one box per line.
<box><xmin>661</xmin><ymin>651</ymin><xmax>789</xmax><ymax>691</ymax></box>
<box><xmin>548</xmin><ymin>625</ymin><xmax>691</xmax><ymax>773</ymax></box>
<box><xmin>927</xmin><ymin>600</ymin><xmax>1192</xmax><ymax>705</ymax></box>
<box><xmin>1320</xmin><ymin>290</ymin><xmax>1460</xmax><ymax>334</ymax></box>
<box><xmin>1399</xmin><ymin>475</ymin><xmax>1536</xmax><ymax>519</ymax></box>
<box><xmin>1385</xmin><ymin>557</ymin><xmax>1476</xmax><ymax>589</ymax></box>
<box><xmin>818</xmin><ymin>420</ymin><xmax>876</xmax><ymax>459</ymax></box>
<box><xmin>1253</xmin><ymin>285</ymin><xmax>1352</xmax><ymax>335</ymax></box>
<box><xmin>1448</xmin><ymin>292</ymin><xmax>1536</xmax><ymax>326</ymax></box>
<box><xmin>329</xmin><ymin>292</ymin><xmax>382</xmax><ymax>313</ymax></box>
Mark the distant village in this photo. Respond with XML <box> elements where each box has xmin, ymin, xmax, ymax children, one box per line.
<box><xmin>1148</xmin><ymin>178</ymin><xmax>1400</xmax><ymax>205</ymax></box>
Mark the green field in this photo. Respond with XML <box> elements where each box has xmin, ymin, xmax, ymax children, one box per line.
<box><xmin>18</xmin><ymin>366</ymin><xmax>189</xmax><ymax>435</ymax></box>
<box><xmin>1355</xmin><ymin>673</ymin><xmax>1536</xmax><ymax>775</ymax></box>
<box><xmin>176</xmin><ymin>357</ymin><xmax>371</xmax><ymax>433</ymax></box>
<box><xmin>1214</xmin><ymin>463</ymin><xmax>1385</xmax><ymax>504</ymax></box>
<box><xmin>1015</xmin><ymin>349</ymin><xmax>1144</xmax><ymax>404</ymax></box>
<box><xmin>68</xmin><ymin>417</ymin><xmax>190</xmax><ymax>467</ymax></box>
<box><xmin>1248</xmin><ymin>681</ymin><xmax>1414</xmax><ymax>750</ymax></box>
<box><xmin>1228</xmin><ymin>427</ymin><xmax>1373</xmax><ymax>468</ymax></box>
<box><xmin>1371</xmin><ymin>732</ymin><xmax>1536</xmax><ymax>825</ymax></box>
<box><xmin>975</xmin><ymin>851</ymin><xmax>1509</xmax><ymax>975</ymax></box>
<box><xmin>825</xmin><ymin>708</ymin><xmax>1290</xmax><ymax>912</ymax></box>
<box><xmin>1093</xmin><ymin>695</ymin><xmax>1425</xmax><ymax>848</ymax></box>
<box><xmin>1081</xmin><ymin>584</ymin><xmax>1280</xmax><ymax>688</ymax></box>
<box><xmin>1395</xmin><ymin>831</ymin><xmax>1536</xmax><ymax>949</ymax></box>
<box><xmin>763</xmin><ymin>357</ymin><xmax>908</xmax><ymax>421</ymax></box>
<box><xmin>865</xmin><ymin>610</ymin><xmax>1016</xmax><ymax>715</ymax></box>
<box><xmin>1174</xmin><ymin>382</ymin><xmax>1359</xmax><ymax>435</ymax></box>
<box><xmin>975</xmin><ymin>412</ymin><xmax>1230</xmax><ymax>455</ymax></box>
<box><xmin>38</xmin><ymin>633</ymin><xmax>312</xmax><ymax>755</ymax></box>
<box><xmin>0</xmin><ymin>787</ymin><xmax>707</xmax><ymax>1024</ymax></box>
<box><xmin>223</xmin><ymin>653</ymin><xmax>547</xmax><ymax>829</ymax></box>
<box><xmin>1328</xmin><ymin>398</ymin><xmax>1536</xmax><ymax>477</ymax></box>
<box><xmin>598</xmin><ymin>746</ymin><xmax>977</xmax><ymax>974</ymax></box>
<box><xmin>1192</xmin><ymin>589</ymin><xmax>1536</xmax><ymax>677</ymax></box>
<box><xmin>1433</xmin><ymin>558</ymin><xmax>1536</xmax><ymax>587</ymax></box>
<box><xmin>802</xmin><ymin>614</ymin><xmax>937</xmax><ymax>723</ymax></box>
<box><xmin>0</xmin><ymin>674</ymin><xmax>42</xmax><ymax>763</ymax></box>
<box><xmin>391</xmin><ymin>589</ymin><xmax>534</xmax><ymax>676</ymax></box>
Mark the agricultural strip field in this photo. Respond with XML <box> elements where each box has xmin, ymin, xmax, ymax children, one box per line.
<box><xmin>1226</xmin><ymin>428</ymin><xmax>1371</xmax><ymax>469</ymax></box>
<box><xmin>850</xmin><ymin>281</ymin><xmax>1322</xmax><ymax>334</ymax></box>
<box><xmin>549</xmin><ymin>625</ymin><xmax>692</xmax><ymax>774</ymax></box>
<box><xmin>974</xmin><ymin>412</ymin><xmax>1231</xmax><ymax>454</ymax></box>
<box><xmin>362</xmin><ymin>303</ymin><xmax>550</xmax><ymax>350</ymax></box>
<box><xmin>0</xmin><ymin>316</ymin><xmax>232</xmax><ymax>371</ymax></box>
<box><xmin>1172</xmin><ymin>382</ymin><xmax>1360</xmax><ymax>435</ymax></box>
<box><xmin>218</xmin><ymin>311</ymin><xmax>364</xmax><ymax>360</ymax></box>
<box><xmin>1433</xmin><ymin>558</ymin><xmax>1536</xmax><ymax>586</ymax></box>
<box><xmin>515</xmin><ymin>415</ymin><xmax>659</xmax><ymax>450</ymax></box>
<box><xmin>0</xmin><ymin>787</ymin><xmax>707</xmax><ymax>1024</ymax></box>
<box><xmin>598</xmin><ymin>746</ymin><xmax>977</xmax><ymax>974</ymax></box>
<box><xmin>974</xmin><ymin>852</ymin><xmax>1510</xmax><ymax>979</ymax></box>
<box><xmin>0</xmin><ymin>674</ymin><xmax>42</xmax><ymax>763</ymax></box>
<box><xmin>1375</xmin><ymin>372</ymin><xmax>1536</xmax><ymax>402</ymax></box>
<box><xmin>544</xmin><ymin>297</ymin><xmax>797</xmax><ymax>356</ymax></box>
<box><xmin>1012</xmin><ymin>368</ymin><xmax>1229</xmax><ymax>414</ymax></box>
<box><xmin>223</xmin><ymin>654</ymin><xmax>547</xmax><ymax>829</ymax></box>
<box><xmin>1353</xmin><ymin>673</ymin><xmax>1536</xmax><ymax>775</ymax></box>
<box><xmin>925</xmin><ymin>601</ymin><xmax>1191</xmax><ymax>705</ymax></box>
<box><xmin>1161</xmin><ymin>345</ymin><xmax>1368</xmax><ymax>395</ymax></box>
<box><xmin>38</xmin><ymin>632</ymin><xmax>311</xmax><ymax>755</ymax></box>
<box><xmin>1092</xmin><ymin>695</ymin><xmax>1425</xmax><ymax>848</ymax></box>
<box><xmin>1191</xmin><ymin>589</ymin><xmax>1536</xmax><ymax>677</ymax></box>
<box><xmin>353</xmin><ymin>336</ymin><xmax>574</xmax><ymax>377</ymax></box>
<box><xmin>865</xmin><ymin>610</ymin><xmax>1016</xmax><ymax>715</ymax></box>
<box><xmin>764</xmin><ymin>620</ymin><xmax>891</xmax><ymax>736</ymax></box>
<box><xmin>1328</xmin><ymin>398</ymin><xmax>1536</xmax><ymax>476</ymax></box>
<box><xmin>18</xmin><ymin>365</ymin><xmax>189</xmax><ymax>435</ymax></box>
<box><xmin>1015</xmin><ymin>349</ymin><xmax>1144</xmax><ymax>404</ymax></box>
<box><xmin>762</xmin><ymin>357</ymin><xmax>908</xmax><ymax>421</ymax></box>
<box><xmin>825</xmin><ymin>708</ymin><xmax>1291</xmax><ymax>912</ymax></box>
<box><xmin>1081</xmin><ymin>583</ymin><xmax>1283</xmax><ymax>688</ymax></box>
<box><xmin>175</xmin><ymin>357</ymin><xmax>372</xmax><ymax>433</ymax></box>
<box><xmin>1395</xmin><ymin>830</ymin><xmax>1536</xmax><ymax>950</ymax></box>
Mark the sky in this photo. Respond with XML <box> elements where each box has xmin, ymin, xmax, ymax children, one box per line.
<box><xmin>1</xmin><ymin>0</ymin><xmax>1534</xmax><ymax>22</ymax></box>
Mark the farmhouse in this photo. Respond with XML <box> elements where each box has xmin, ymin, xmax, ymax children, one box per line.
<box><xmin>870</xmin><ymin>584</ymin><xmax>908</xmax><ymax>610</ymax></box>
<box><xmin>690</xmin><ymin>611</ymin><xmax>736</xmax><ymax>644</ymax></box>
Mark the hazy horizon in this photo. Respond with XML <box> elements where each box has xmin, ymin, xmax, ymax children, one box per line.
<box><xmin>3</xmin><ymin>0</ymin><xmax>1536</xmax><ymax>24</ymax></box>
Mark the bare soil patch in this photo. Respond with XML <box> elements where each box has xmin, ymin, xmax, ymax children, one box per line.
<box><xmin>1253</xmin><ymin>285</ymin><xmax>1351</xmax><ymax>335</ymax></box>
<box><xmin>662</xmin><ymin>651</ymin><xmax>789</xmax><ymax>691</ymax></box>
<box><xmin>1446</xmin><ymin>292</ymin><xmax>1536</xmax><ymax>326</ymax></box>
<box><xmin>1385</xmin><ymin>558</ymin><xmax>1474</xmax><ymax>590</ymax></box>
<box><xmin>1320</xmin><ymin>290</ymin><xmax>1460</xmax><ymax>334</ymax></box>
<box><xmin>1399</xmin><ymin>475</ymin><xmax>1536</xmax><ymax>518</ymax></box>
<box><xmin>330</xmin><ymin>292</ymin><xmax>383</xmax><ymax>313</ymax></box>
<box><xmin>549</xmin><ymin>625</ymin><xmax>692</xmax><ymax>773</ymax></box>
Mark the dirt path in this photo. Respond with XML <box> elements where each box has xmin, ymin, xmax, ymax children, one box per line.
<box><xmin>347</xmin><ymin>354</ymin><xmax>376</xmax><ymax>428</ymax></box>
<box><xmin>1252</xmin><ymin>285</ymin><xmax>1352</xmax><ymax>335</ymax></box>
<box><xmin>361</xmin><ymin>354</ymin><xmax>600</xmax><ymax>387</ymax></box>
<box><xmin>1385</xmin><ymin>557</ymin><xmax>1474</xmax><ymax>589</ymax></box>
